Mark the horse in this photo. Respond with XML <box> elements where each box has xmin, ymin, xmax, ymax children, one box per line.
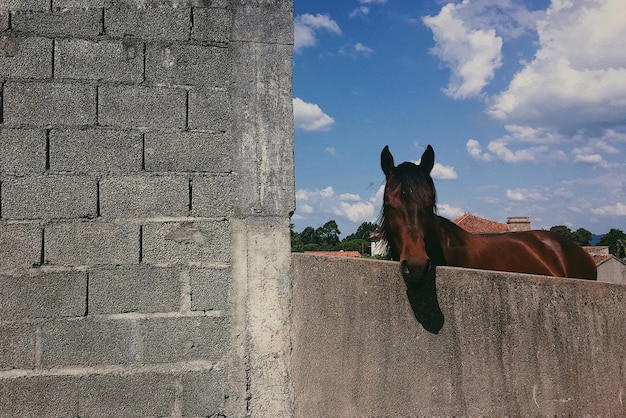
<box><xmin>380</xmin><ymin>145</ymin><xmax>597</xmax><ymax>286</ymax></box>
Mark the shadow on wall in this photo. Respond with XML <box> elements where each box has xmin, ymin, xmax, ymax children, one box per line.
<box><xmin>406</xmin><ymin>271</ymin><xmax>444</xmax><ymax>334</ymax></box>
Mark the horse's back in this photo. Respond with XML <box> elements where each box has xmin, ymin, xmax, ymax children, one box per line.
<box><xmin>514</xmin><ymin>230</ymin><xmax>597</xmax><ymax>280</ymax></box>
<box><xmin>463</xmin><ymin>229</ymin><xmax>597</xmax><ymax>280</ymax></box>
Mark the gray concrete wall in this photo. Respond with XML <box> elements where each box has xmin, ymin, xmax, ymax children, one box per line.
<box><xmin>292</xmin><ymin>254</ymin><xmax>626</xmax><ymax>416</ymax></box>
<box><xmin>0</xmin><ymin>1</ymin><xmax>294</xmax><ymax>417</ymax></box>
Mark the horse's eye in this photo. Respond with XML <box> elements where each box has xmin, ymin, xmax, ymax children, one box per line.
<box><xmin>383</xmin><ymin>203</ymin><xmax>394</xmax><ymax>211</ymax></box>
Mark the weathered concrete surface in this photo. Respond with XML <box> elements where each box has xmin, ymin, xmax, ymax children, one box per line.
<box><xmin>291</xmin><ymin>254</ymin><xmax>626</xmax><ymax>416</ymax></box>
<box><xmin>0</xmin><ymin>1</ymin><xmax>294</xmax><ymax>416</ymax></box>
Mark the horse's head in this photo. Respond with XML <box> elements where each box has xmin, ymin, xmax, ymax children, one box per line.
<box><xmin>381</xmin><ymin>145</ymin><xmax>437</xmax><ymax>286</ymax></box>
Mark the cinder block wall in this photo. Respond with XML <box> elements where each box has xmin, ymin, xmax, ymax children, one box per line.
<box><xmin>292</xmin><ymin>255</ymin><xmax>626</xmax><ymax>416</ymax></box>
<box><xmin>0</xmin><ymin>1</ymin><xmax>294</xmax><ymax>417</ymax></box>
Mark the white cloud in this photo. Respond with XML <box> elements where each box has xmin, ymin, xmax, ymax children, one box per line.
<box><xmin>468</xmin><ymin>137</ymin><xmax>548</xmax><ymax>163</ymax></box>
<box><xmin>299</xmin><ymin>203</ymin><xmax>314</xmax><ymax>214</ymax></box>
<box><xmin>294</xmin><ymin>184</ymin><xmax>382</xmax><ymax>226</ymax></box>
<box><xmin>438</xmin><ymin>203</ymin><xmax>465</xmax><ymax>219</ymax></box>
<box><xmin>431</xmin><ymin>163</ymin><xmax>458</xmax><ymax>180</ymax></box>
<box><xmin>505</xmin><ymin>189</ymin><xmax>525</xmax><ymax>201</ymax></box>
<box><xmin>467</xmin><ymin>139</ymin><xmax>492</xmax><ymax>161</ymax></box>
<box><xmin>423</xmin><ymin>2</ymin><xmax>503</xmax><ymax>98</ymax></box>
<box><xmin>572</xmin><ymin>138</ymin><xmax>619</xmax><ymax>168</ymax></box>
<box><xmin>350</xmin><ymin>0</ymin><xmax>387</xmax><ymax>18</ymax></box>
<box><xmin>591</xmin><ymin>202</ymin><xmax>626</xmax><ymax>216</ymax></box>
<box><xmin>413</xmin><ymin>154</ymin><xmax>458</xmax><ymax>180</ymax></box>
<box><xmin>293</xmin><ymin>97</ymin><xmax>335</xmax><ymax>132</ymax></box>
<box><xmin>487</xmin><ymin>139</ymin><xmax>548</xmax><ymax>163</ymax></box>
<box><xmin>487</xmin><ymin>0</ymin><xmax>626</xmax><ymax>133</ymax></box>
<box><xmin>324</xmin><ymin>147</ymin><xmax>337</xmax><ymax>157</ymax></box>
<box><xmin>334</xmin><ymin>201</ymin><xmax>376</xmax><ymax>223</ymax></box>
<box><xmin>339</xmin><ymin>192</ymin><xmax>361</xmax><ymax>201</ymax></box>
<box><xmin>294</xmin><ymin>13</ymin><xmax>342</xmax><ymax>53</ymax></box>
<box><xmin>354</xmin><ymin>42</ymin><xmax>373</xmax><ymax>55</ymax></box>
<box><xmin>506</xmin><ymin>187</ymin><xmax>547</xmax><ymax>202</ymax></box>
<box><xmin>320</xmin><ymin>186</ymin><xmax>334</xmax><ymax>198</ymax></box>
<box><xmin>340</xmin><ymin>42</ymin><xmax>374</xmax><ymax>57</ymax></box>
<box><xmin>349</xmin><ymin>6</ymin><xmax>370</xmax><ymax>18</ymax></box>
<box><xmin>573</xmin><ymin>153</ymin><xmax>603</xmax><ymax>165</ymax></box>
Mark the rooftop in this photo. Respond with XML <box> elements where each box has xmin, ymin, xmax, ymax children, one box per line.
<box><xmin>453</xmin><ymin>212</ymin><xmax>509</xmax><ymax>234</ymax></box>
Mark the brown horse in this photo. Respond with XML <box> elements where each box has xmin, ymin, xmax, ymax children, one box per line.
<box><xmin>380</xmin><ymin>145</ymin><xmax>597</xmax><ymax>286</ymax></box>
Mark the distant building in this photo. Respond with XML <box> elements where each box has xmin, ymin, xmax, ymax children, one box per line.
<box><xmin>583</xmin><ymin>246</ymin><xmax>626</xmax><ymax>284</ymax></box>
<box><xmin>506</xmin><ymin>216</ymin><xmax>531</xmax><ymax>232</ymax></box>
<box><xmin>369</xmin><ymin>232</ymin><xmax>388</xmax><ymax>258</ymax></box>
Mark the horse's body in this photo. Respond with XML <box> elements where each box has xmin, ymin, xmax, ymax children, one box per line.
<box><xmin>380</xmin><ymin>145</ymin><xmax>597</xmax><ymax>285</ymax></box>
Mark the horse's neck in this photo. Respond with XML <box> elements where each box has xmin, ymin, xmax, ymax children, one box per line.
<box><xmin>427</xmin><ymin>215</ymin><xmax>474</xmax><ymax>264</ymax></box>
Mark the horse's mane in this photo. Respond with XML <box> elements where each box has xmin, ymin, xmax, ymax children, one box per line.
<box><xmin>379</xmin><ymin>162</ymin><xmax>438</xmax><ymax>260</ymax></box>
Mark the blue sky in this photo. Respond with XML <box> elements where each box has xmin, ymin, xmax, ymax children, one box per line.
<box><xmin>291</xmin><ymin>0</ymin><xmax>626</xmax><ymax>237</ymax></box>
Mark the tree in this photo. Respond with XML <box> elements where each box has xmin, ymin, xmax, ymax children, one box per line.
<box><xmin>300</xmin><ymin>226</ymin><xmax>321</xmax><ymax>246</ymax></box>
<box><xmin>290</xmin><ymin>223</ymin><xmax>304</xmax><ymax>252</ymax></box>
<box><xmin>550</xmin><ymin>225</ymin><xmax>572</xmax><ymax>239</ymax></box>
<box><xmin>599</xmin><ymin>229</ymin><xmax>626</xmax><ymax>259</ymax></box>
<box><xmin>316</xmin><ymin>220</ymin><xmax>341</xmax><ymax>249</ymax></box>
<box><xmin>549</xmin><ymin>225</ymin><xmax>592</xmax><ymax>246</ymax></box>
<box><xmin>572</xmin><ymin>228</ymin><xmax>592</xmax><ymax>246</ymax></box>
<box><xmin>337</xmin><ymin>239</ymin><xmax>367</xmax><ymax>253</ymax></box>
<box><xmin>344</xmin><ymin>222</ymin><xmax>379</xmax><ymax>241</ymax></box>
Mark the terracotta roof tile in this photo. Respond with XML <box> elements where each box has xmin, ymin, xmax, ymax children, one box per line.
<box><xmin>453</xmin><ymin>212</ymin><xmax>508</xmax><ymax>234</ymax></box>
<box><xmin>304</xmin><ymin>251</ymin><xmax>361</xmax><ymax>258</ymax></box>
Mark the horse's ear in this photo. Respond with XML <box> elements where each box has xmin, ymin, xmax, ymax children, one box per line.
<box><xmin>420</xmin><ymin>145</ymin><xmax>435</xmax><ymax>174</ymax></box>
<box><xmin>381</xmin><ymin>145</ymin><xmax>395</xmax><ymax>178</ymax></box>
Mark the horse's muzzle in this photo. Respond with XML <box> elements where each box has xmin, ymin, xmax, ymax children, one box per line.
<box><xmin>401</xmin><ymin>259</ymin><xmax>432</xmax><ymax>286</ymax></box>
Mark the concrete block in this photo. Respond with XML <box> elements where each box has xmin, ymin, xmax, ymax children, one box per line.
<box><xmin>0</xmin><ymin>223</ymin><xmax>42</xmax><ymax>271</ymax></box>
<box><xmin>0</xmin><ymin>128</ymin><xmax>46</xmax><ymax>174</ymax></box>
<box><xmin>52</xmin><ymin>0</ymin><xmax>107</xmax><ymax>8</ymax></box>
<box><xmin>1</xmin><ymin>175</ymin><xmax>97</xmax><ymax>220</ymax></box>
<box><xmin>104</xmin><ymin>0</ymin><xmax>229</xmax><ymax>6</ymax></box>
<box><xmin>142</xmin><ymin>220</ymin><xmax>230</xmax><ymax>265</ymax></box>
<box><xmin>0</xmin><ymin>323</ymin><xmax>36</xmax><ymax>370</ymax></box>
<box><xmin>138</xmin><ymin>316</ymin><xmax>228</xmax><ymax>363</ymax></box>
<box><xmin>181</xmin><ymin>370</ymin><xmax>225</xmax><ymax>416</ymax></box>
<box><xmin>191</xmin><ymin>174</ymin><xmax>234</xmax><ymax>217</ymax></box>
<box><xmin>187</xmin><ymin>88</ymin><xmax>230</xmax><ymax>131</ymax></box>
<box><xmin>89</xmin><ymin>266</ymin><xmax>181</xmax><ymax>314</ymax></box>
<box><xmin>0</xmin><ymin>271</ymin><xmax>87</xmax><ymax>321</ymax></box>
<box><xmin>0</xmin><ymin>1</ymin><xmax>49</xmax><ymax>12</ymax></box>
<box><xmin>3</xmin><ymin>82</ymin><xmax>97</xmax><ymax>126</ymax></box>
<box><xmin>106</xmin><ymin>6</ymin><xmax>190</xmax><ymax>41</ymax></box>
<box><xmin>230</xmin><ymin>42</ymin><xmax>295</xmax><ymax>217</ymax></box>
<box><xmin>98</xmin><ymin>85</ymin><xmax>186</xmax><ymax>130</ymax></box>
<box><xmin>49</xmin><ymin>128</ymin><xmax>142</xmax><ymax>174</ymax></box>
<box><xmin>0</xmin><ymin>376</ymin><xmax>79</xmax><ymax>417</ymax></box>
<box><xmin>41</xmin><ymin>318</ymin><xmax>132</xmax><ymax>367</ymax></box>
<box><xmin>99</xmin><ymin>175</ymin><xmax>189</xmax><ymax>218</ymax></box>
<box><xmin>0</xmin><ymin>12</ymin><xmax>8</xmax><ymax>30</ymax></box>
<box><xmin>79</xmin><ymin>373</ymin><xmax>175</xmax><ymax>418</ymax></box>
<box><xmin>189</xmin><ymin>267</ymin><xmax>230</xmax><ymax>311</ymax></box>
<box><xmin>55</xmin><ymin>38</ymin><xmax>143</xmax><ymax>82</ymax></box>
<box><xmin>12</xmin><ymin>8</ymin><xmax>103</xmax><ymax>37</ymax></box>
<box><xmin>45</xmin><ymin>221</ymin><xmax>140</xmax><ymax>266</ymax></box>
<box><xmin>232</xmin><ymin>2</ymin><xmax>294</xmax><ymax>44</ymax></box>
<box><xmin>191</xmin><ymin>7</ymin><xmax>231</xmax><ymax>44</ymax></box>
<box><xmin>144</xmin><ymin>131</ymin><xmax>232</xmax><ymax>172</ymax></box>
<box><xmin>0</xmin><ymin>35</ymin><xmax>52</xmax><ymax>79</ymax></box>
<box><xmin>146</xmin><ymin>43</ymin><xmax>228</xmax><ymax>87</ymax></box>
